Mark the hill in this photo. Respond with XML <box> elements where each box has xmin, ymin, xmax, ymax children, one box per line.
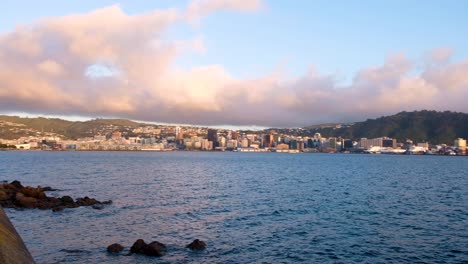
<box><xmin>0</xmin><ymin>116</ymin><xmax>148</xmax><ymax>140</ymax></box>
<box><xmin>304</xmin><ymin>110</ymin><xmax>468</xmax><ymax>144</ymax></box>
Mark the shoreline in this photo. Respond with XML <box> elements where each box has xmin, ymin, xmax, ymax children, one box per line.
<box><xmin>0</xmin><ymin>149</ymin><xmax>466</xmax><ymax>156</ymax></box>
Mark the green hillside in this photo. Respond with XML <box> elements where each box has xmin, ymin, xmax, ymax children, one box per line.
<box><xmin>0</xmin><ymin>116</ymin><xmax>148</xmax><ymax>139</ymax></box>
<box><xmin>305</xmin><ymin>110</ymin><xmax>468</xmax><ymax>144</ymax></box>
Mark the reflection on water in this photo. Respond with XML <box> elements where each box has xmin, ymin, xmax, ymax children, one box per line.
<box><xmin>1</xmin><ymin>151</ymin><xmax>467</xmax><ymax>263</ymax></box>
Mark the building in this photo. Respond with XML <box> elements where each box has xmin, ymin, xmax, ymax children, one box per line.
<box><xmin>175</xmin><ymin>127</ymin><xmax>184</xmax><ymax>140</ymax></box>
<box><xmin>289</xmin><ymin>139</ymin><xmax>298</xmax><ymax>150</ymax></box>
<box><xmin>359</xmin><ymin>137</ymin><xmax>396</xmax><ymax>149</ymax></box>
<box><xmin>263</xmin><ymin>134</ymin><xmax>274</xmax><ymax>148</ymax></box>
<box><xmin>241</xmin><ymin>138</ymin><xmax>249</xmax><ymax>148</ymax></box>
<box><xmin>207</xmin><ymin>129</ymin><xmax>218</xmax><ymax>147</ymax></box>
<box><xmin>454</xmin><ymin>138</ymin><xmax>467</xmax><ymax>155</ymax></box>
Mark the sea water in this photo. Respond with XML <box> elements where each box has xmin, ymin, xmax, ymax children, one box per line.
<box><xmin>1</xmin><ymin>151</ymin><xmax>467</xmax><ymax>263</ymax></box>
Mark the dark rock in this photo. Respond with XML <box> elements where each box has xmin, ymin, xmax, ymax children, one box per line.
<box><xmin>61</xmin><ymin>196</ymin><xmax>74</xmax><ymax>204</ymax></box>
<box><xmin>15</xmin><ymin>193</ymin><xmax>38</xmax><ymax>208</ymax></box>
<box><xmin>0</xmin><ymin>190</ymin><xmax>9</xmax><ymax>201</ymax></box>
<box><xmin>52</xmin><ymin>206</ymin><xmax>66</xmax><ymax>212</ymax></box>
<box><xmin>142</xmin><ymin>241</ymin><xmax>167</xmax><ymax>256</ymax></box>
<box><xmin>130</xmin><ymin>239</ymin><xmax>147</xmax><ymax>254</ymax></box>
<box><xmin>10</xmin><ymin>180</ymin><xmax>24</xmax><ymax>190</ymax></box>
<box><xmin>20</xmin><ymin>186</ymin><xmax>46</xmax><ymax>199</ymax></box>
<box><xmin>41</xmin><ymin>186</ymin><xmax>58</xmax><ymax>192</ymax></box>
<box><xmin>92</xmin><ymin>204</ymin><xmax>105</xmax><ymax>210</ymax></box>
<box><xmin>60</xmin><ymin>249</ymin><xmax>90</xmax><ymax>254</ymax></box>
<box><xmin>0</xmin><ymin>181</ymin><xmax>109</xmax><ymax>211</ymax></box>
<box><xmin>186</xmin><ymin>239</ymin><xmax>207</xmax><ymax>250</ymax></box>
<box><xmin>107</xmin><ymin>243</ymin><xmax>124</xmax><ymax>253</ymax></box>
<box><xmin>76</xmin><ymin>197</ymin><xmax>98</xmax><ymax>206</ymax></box>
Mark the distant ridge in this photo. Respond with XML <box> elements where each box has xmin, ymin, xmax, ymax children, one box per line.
<box><xmin>0</xmin><ymin>115</ymin><xmax>147</xmax><ymax>140</ymax></box>
<box><xmin>304</xmin><ymin>110</ymin><xmax>468</xmax><ymax>144</ymax></box>
<box><xmin>1</xmin><ymin>110</ymin><xmax>468</xmax><ymax>144</ymax></box>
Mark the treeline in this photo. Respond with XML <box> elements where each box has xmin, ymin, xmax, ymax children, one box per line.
<box><xmin>306</xmin><ymin>110</ymin><xmax>468</xmax><ymax>144</ymax></box>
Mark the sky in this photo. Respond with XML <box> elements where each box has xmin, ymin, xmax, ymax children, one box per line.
<box><xmin>1</xmin><ymin>0</ymin><xmax>468</xmax><ymax>128</ymax></box>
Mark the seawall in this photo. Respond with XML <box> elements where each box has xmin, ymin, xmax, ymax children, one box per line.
<box><xmin>0</xmin><ymin>207</ymin><xmax>36</xmax><ymax>264</ymax></box>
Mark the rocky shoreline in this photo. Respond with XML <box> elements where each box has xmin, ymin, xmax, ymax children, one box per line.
<box><xmin>1</xmin><ymin>180</ymin><xmax>207</xmax><ymax>259</ymax></box>
<box><xmin>0</xmin><ymin>180</ymin><xmax>112</xmax><ymax>211</ymax></box>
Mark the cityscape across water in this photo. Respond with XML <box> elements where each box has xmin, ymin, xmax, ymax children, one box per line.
<box><xmin>2</xmin><ymin>151</ymin><xmax>467</xmax><ymax>263</ymax></box>
<box><xmin>1</xmin><ymin>123</ymin><xmax>467</xmax><ymax>156</ymax></box>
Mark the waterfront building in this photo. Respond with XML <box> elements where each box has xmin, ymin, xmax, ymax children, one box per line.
<box><xmin>359</xmin><ymin>137</ymin><xmax>397</xmax><ymax>149</ymax></box>
<box><xmin>454</xmin><ymin>138</ymin><xmax>467</xmax><ymax>154</ymax></box>
<box><xmin>417</xmin><ymin>142</ymin><xmax>429</xmax><ymax>149</ymax></box>
<box><xmin>241</xmin><ymin>138</ymin><xmax>249</xmax><ymax>148</ymax></box>
<box><xmin>263</xmin><ymin>134</ymin><xmax>274</xmax><ymax>148</ymax></box>
<box><xmin>289</xmin><ymin>139</ymin><xmax>298</xmax><ymax>150</ymax></box>
<box><xmin>218</xmin><ymin>136</ymin><xmax>226</xmax><ymax>148</ymax></box>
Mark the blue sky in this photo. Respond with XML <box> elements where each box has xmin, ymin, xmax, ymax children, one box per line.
<box><xmin>3</xmin><ymin>0</ymin><xmax>467</xmax><ymax>80</ymax></box>
<box><xmin>1</xmin><ymin>0</ymin><xmax>468</xmax><ymax>127</ymax></box>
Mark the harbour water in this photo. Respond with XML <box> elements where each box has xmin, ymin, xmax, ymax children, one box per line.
<box><xmin>1</xmin><ymin>151</ymin><xmax>467</xmax><ymax>263</ymax></box>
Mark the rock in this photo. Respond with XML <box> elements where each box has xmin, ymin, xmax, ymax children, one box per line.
<box><xmin>0</xmin><ymin>181</ymin><xmax>109</xmax><ymax>211</ymax></box>
<box><xmin>52</xmin><ymin>206</ymin><xmax>66</xmax><ymax>212</ymax></box>
<box><xmin>10</xmin><ymin>180</ymin><xmax>24</xmax><ymax>190</ymax></box>
<box><xmin>76</xmin><ymin>197</ymin><xmax>98</xmax><ymax>206</ymax></box>
<box><xmin>40</xmin><ymin>186</ymin><xmax>57</xmax><ymax>192</ymax></box>
<box><xmin>0</xmin><ymin>190</ymin><xmax>9</xmax><ymax>201</ymax></box>
<box><xmin>60</xmin><ymin>196</ymin><xmax>74</xmax><ymax>204</ymax></box>
<box><xmin>142</xmin><ymin>241</ymin><xmax>167</xmax><ymax>256</ymax></box>
<box><xmin>92</xmin><ymin>204</ymin><xmax>105</xmax><ymax>210</ymax></box>
<box><xmin>107</xmin><ymin>243</ymin><xmax>124</xmax><ymax>253</ymax></box>
<box><xmin>130</xmin><ymin>239</ymin><xmax>147</xmax><ymax>254</ymax></box>
<box><xmin>16</xmin><ymin>195</ymin><xmax>38</xmax><ymax>208</ymax></box>
<box><xmin>186</xmin><ymin>239</ymin><xmax>206</xmax><ymax>250</ymax></box>
<box><xmin>20</xmin><ymin>186</ymin><xmax>46</xmax><ymax>199</ymax></box>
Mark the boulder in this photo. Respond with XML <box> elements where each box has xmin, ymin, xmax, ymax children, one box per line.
<box><xmin>142</xmin><ymin>241</ymin><xmax>167</xmax><ymax>256</ymax></box>
<box><xmin>15</xmin><ymin>193</ymin><xmax>38</xmax><ymax>208</ymax></box>
<box><xmin>10</xmin><ymin>180</ymin><xmax>24</xmax><ymax>190</ymax></box>
<box><xmin>186</xmin><ymin>239</ymin><xmax>207</xmax><ymax>250</ymax></box>
<box><xmin>76</xmin><ymin>197</ymin><xmax>98</xmax><ymax>206</ymax></box>
<box><xmin>130</xmin><ymin>239</ymin><xmax>147</xmax><ymax>254</ymax></box>
<box><xmin>52</xmin><ymin>206</ymin><xmax>66</xmax><ymax>212</ymax></box>
<box><xmin>40</xmin><ymin>186</ymin><xmax>58</xmax><ymax>192</ymax></box>
<box><xmin>0</xmin><ymin>181</ymin><xmax>110</xmax><ymax>211</ymax></box>
<box><xmin>20</xmin><ymin>186</ymin><xmax>46</xmax><ymax>199</ymax></box>
<box><xmin>0</xmin><ymin>190</ymin><xmax>9</xmax><ymax>201</ymax></box>
<box><xmin>60</xmin><ymin>196</ymin><xmax>74</xmax><ymax>204</ymax></box>
<box><xmin>92</xmin><ymin>204</ymin><xmax>105</xmax><ymax>210</ymax></box>
<box><xmin>107</xmin><ymin>243</ymin><xmax>124</xmax><ymax>253</ymax></box>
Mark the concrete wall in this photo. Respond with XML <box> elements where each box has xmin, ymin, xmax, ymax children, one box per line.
<box><xmin>0</xmin><ymin>207</ymin><xmax>36</xmax><ymax>264</ymax></box>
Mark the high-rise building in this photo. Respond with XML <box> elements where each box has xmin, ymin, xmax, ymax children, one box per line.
<box><xmin>289</xmin><ymin>139</ymin><xmax>298</xmax><ymax>150</ymax></box>
<box><xmin>207</xmin><ymin>129</ymin><xmax>218</xmax><ymax>147</ymax></box>
<box><xmin>263</xmin><ymin>134</ymin><xmax>274</xmax><ymax>148</ymax></box>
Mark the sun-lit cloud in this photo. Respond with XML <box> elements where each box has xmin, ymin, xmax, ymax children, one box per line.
<box><xmin>0</xmin><ymin>0</ymin><xmax>467</xmax><ymax>127</ymax></box>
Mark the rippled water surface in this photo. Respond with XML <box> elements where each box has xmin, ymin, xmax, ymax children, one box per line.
<box><xmin>1</xmin><ymin>151</ymin><xmax>467</xmax><ymax>263</ymax></box>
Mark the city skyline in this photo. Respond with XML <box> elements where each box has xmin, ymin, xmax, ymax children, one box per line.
<box><xmin>1</xmin><ymin>0</ymin><xmax>468</xmax><ymax>127</ymax></box>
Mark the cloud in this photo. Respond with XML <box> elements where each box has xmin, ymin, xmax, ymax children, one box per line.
<box><xmin>1</xmin><ymin>1</ymin><xmax>468</xmax><ymax>127</ymax></box>
<box><xmin>186</xmin><ymin>0</ymin><xmax>263</xmax><ymax>21</ymax></box>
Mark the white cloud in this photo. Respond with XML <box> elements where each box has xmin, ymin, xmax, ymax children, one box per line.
<box><xmin>0</xmin><ymin>0</ymin><xmax>467</xmax><ymax>127</ymax></box>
